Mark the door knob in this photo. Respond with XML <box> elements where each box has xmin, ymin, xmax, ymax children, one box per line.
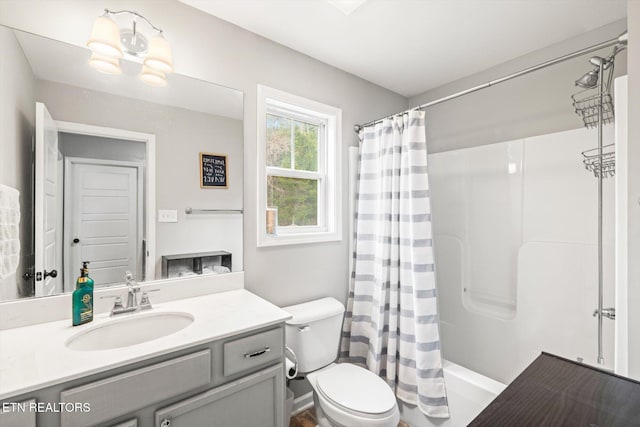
<box><xmin>44</xmin><ymin>269</ymin><xmax>58</xmax><ymax>278</ymax></box>
<box><xmin>73</xmin><ymin>238</ymin><xmax>80</xmax><ymax>243</ymax></box>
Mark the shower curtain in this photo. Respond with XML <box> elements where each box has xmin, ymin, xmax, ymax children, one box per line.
<box><xmin>340</xmin><ymin>110</ymin><xmax>449</xmax><ymax>418</ymax></box>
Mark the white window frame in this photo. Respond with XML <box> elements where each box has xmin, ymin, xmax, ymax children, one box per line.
<box><xmin>257</xmin><ymin>85</ymin><xmax>342</xmax><ymax>247</ymax></box>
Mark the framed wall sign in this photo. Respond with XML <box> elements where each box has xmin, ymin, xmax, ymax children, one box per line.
<box><xmin>200</xmin><ymin>152</ymin><xmax>228</xmax><ymax>188</ymax></box>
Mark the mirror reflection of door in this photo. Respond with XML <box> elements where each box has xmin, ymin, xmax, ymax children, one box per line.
<box><xmin>64</xmin><ymin>159</ymin><xmax>143</xmax><ymax>292</ymax></box>
<box><xmin>35</xmin><ymin>102</ymin><xmax>153</xmax><ymax>292</ymax></box>
<box><xmin>34</xmin><ymin>102</ymin><xmax>61</xmax><ymax>296</ymax></box>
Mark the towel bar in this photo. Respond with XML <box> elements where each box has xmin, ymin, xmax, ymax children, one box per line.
<box><xmin>185</xmin><ymin>207</ymin><xmax>243</xmax><ymax>215</ymax></box>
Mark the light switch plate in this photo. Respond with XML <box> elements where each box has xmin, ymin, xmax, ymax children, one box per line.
<box><xmin>158</xmin><ymin>209</ymin><xmax>178</xmax><ymax>223</ymax></box>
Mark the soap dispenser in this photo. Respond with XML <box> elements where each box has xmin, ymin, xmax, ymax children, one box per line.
<box><xmin>72</xmin><ymin>261</ymin><xmax>94</xmax><ymax>326</ymax></box>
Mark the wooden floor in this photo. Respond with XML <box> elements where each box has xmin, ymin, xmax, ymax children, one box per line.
<box><xmin>289</xmin><ymin>407</ymin><xmax>410</xmax><ymax>427</ymax></box>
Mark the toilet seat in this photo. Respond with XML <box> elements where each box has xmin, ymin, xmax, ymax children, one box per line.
<box><xmin>309</xmin><ymin>363</ymin><xmax>400</xmax><ymax>427</ymax></box>
<box><xmin>316</xmin><ymin>364</ymin><xmax>397</xmax><ymax>415</ymax></box>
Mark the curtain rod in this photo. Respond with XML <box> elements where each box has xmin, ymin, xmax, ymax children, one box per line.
<box><xmin>354</xmin><ymin>31</ymin><xmax>628</xmax><ymax>132</ymax></box>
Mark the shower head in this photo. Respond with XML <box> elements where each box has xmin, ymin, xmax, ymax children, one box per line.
<box><xmin>575</xmin><ymin>68</ymin><xmax>600</xmax><ymax>89</ymax></box>
<box><xmin>575</xmin><ymin>54</ymin><xmax>614</xmax><ymax>89</ymax></box>
<box><xmin>589</xmin><ymin>56</ymin><xmax>612</xmax><ymax>69</ymax></box>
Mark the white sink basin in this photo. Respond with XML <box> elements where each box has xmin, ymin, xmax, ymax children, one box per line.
<box><xmin>66</xmin><ymin>311</ymin><xmax>194</xmax><ymax>351</ymax></box>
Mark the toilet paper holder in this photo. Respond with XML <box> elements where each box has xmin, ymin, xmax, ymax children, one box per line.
<box><xmin>285</xmin><ymin>346</ymin><xmax>298</xmax><ymax>380</ymax></box>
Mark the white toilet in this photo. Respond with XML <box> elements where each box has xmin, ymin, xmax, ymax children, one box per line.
<box><xmin>283</xmin><ymin>297</ymin><xmax>400</xmax><ymax>427</ymax></box>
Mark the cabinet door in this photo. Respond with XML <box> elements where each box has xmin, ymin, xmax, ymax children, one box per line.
<box><xmin>0</xmin><ymin>398</ymin><xmax>36</xmax><ymax>427</ymax></box>
<box><xmin>155</xmin><ymin>364</ymin><xmax>284</xmax><ymax>427</ymax></box>
<box><xmin>110</xmin><ymin>419</ymin><xmax>137</xmax><ymax>427</ymax></box>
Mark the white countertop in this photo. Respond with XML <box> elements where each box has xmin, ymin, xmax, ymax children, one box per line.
<box><xmin>0</xmin><ymin>289</ymin><xmax>291</xmax><ymax>400</ymax></box>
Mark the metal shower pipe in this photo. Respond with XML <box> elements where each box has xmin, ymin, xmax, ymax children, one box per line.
<box><xmin>597</xmin><ymin>57</ymin><xmax>605</xmax><ymax>365</ymax></box>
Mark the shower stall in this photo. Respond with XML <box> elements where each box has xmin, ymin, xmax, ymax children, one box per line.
<box><xmin>352</xmin><ymin>28</ymin><xmax>629</xmax><ymax>426</ymax></box>
<box><xmin>428</xmin><ymin>124</ymin><xmax>617</xmax><ymax>383</ymax></box>
<box><xmin>425</xmin><ymin>43</ymin><xmax>627</xmax><ymax>384</ymax></box>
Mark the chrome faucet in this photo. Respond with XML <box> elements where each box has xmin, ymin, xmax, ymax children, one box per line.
<box><xmin>101</xmin><ymin>272</ymin><xmax>158</xmax><ymax>316</ymax></box>
<box><xmin>106</xmin><ymin>272</ymin><xmax>140</xmax><ymax>316</ymax></box>
<box><xmin>125</xmin><ymin>271</ymin><xmax>140</xmax><ymax>310</ymax></box>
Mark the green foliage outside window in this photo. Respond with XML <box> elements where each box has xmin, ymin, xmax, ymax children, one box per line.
<box><xmin>267</xmin><ymin>177</ymin><xmax>318</xmax><ymax>226</ymax></box>
<box><xmin>266</xmin><ymin>114</ymin><xmax>320</xmax><ymax>226</ymax></box>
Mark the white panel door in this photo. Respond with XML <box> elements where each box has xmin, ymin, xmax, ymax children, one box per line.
<box><xmin>34</xmin><ymin>102</ymin><xmax>61</xmax><ymax>296</ymax></box>
<box><xmin>67</xmin><ymin>161</ymin><xmax>139</xmax><ymax>289</ymax></box>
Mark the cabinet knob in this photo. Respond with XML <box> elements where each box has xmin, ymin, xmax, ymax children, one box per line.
<box><xmin>73</xmin><ymin>238</ymin><xmax>80</xmax><ymax>243</ymax></box>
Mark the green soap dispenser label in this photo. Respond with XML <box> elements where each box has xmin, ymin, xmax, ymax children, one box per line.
<box><xmin>79</xmin><ymin>294</ymin><xmax>93</xmax><ymax>323</ymax></box>
<box><xmin>72</xmin><ymin>288</ymin><xmax>93</xmax><ymax>326</ymax></box>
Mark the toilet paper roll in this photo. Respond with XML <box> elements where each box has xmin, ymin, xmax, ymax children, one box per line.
<box><xmin>286</xmin><ymin>356</ymin><xmax>298</xmax><ymax>379</ymax></box>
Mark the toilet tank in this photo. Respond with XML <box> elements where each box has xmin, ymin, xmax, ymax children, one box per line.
<box><xmin>282</xmin><ymin>297</ymin><xmax>345</xmax><ymax>374</ymax></box>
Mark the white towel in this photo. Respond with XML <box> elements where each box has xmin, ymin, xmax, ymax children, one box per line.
<box><xmin>0</xmin><ymin>185</ymin><xmax>21</xmax><ymax>280</ymax></box>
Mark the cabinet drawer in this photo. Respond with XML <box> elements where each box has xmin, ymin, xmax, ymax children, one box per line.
<box><xmin>224</xmin><ymin>328</ymin><xmax>283</xmax><ymax>376</ymax></box>
<box><xmin>60</xmin><ymin>349</ymin><xmax>211</xmax><ymax>427</ymax></box>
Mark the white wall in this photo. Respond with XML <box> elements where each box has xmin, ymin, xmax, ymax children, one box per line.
<box><xmin>0</xmin><ymin>26</ymin><xmax>35</xmax><ymax>299</ymax></box>
<box><xmin>626</xmin><ymin>0</ymin><xmax>640</xmax><ymax>381</ymax></box>
<box><xmin>429</xmin><ymin>126</ymin><xmax>616</xmax><ymax>384</ymax></box>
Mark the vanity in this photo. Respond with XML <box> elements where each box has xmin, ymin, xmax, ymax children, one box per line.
<box><xmin>0</xmin><ymin>287</ymin><xmax>291</xmax><ymax>427</ymax></box>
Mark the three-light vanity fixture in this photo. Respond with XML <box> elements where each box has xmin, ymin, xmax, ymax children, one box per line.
<box><xmin>86</xmin><ymin>9</ymin><xmax>173</xmax><ymax>86</ymax></box>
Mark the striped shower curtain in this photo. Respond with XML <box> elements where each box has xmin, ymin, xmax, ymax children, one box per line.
<box><xmin>340</xmin><ymin>111</ymin><xmax>449</xmax><ymax>418</ymax></box>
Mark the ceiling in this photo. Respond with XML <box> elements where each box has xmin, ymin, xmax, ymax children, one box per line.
<box><xmin>179</xmin><ymin>0</ymin><xmax>627</xmax><ymax>97</ymax></box>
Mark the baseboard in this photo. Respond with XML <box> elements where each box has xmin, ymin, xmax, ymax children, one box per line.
<box><xmin>292</xmin><ymin>391</ymin><xmax>314</xmax><ymax>415</ymax></box>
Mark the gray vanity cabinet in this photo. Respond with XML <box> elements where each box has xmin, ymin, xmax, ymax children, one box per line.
<box><xmin>0</xmin><ymin>325</ymin><xmax>285</xmax><ymax>427</ymax></box>
<box><xmin>155</xmin><ymin>364</ymin><xmax>284</xmax><ymax>427</ymax></box>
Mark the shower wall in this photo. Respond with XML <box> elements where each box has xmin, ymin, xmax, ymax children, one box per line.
<box><xmin>429</xmin><ymin>125</ymin><xmax>615</xmax><ymax>384</ymax></box>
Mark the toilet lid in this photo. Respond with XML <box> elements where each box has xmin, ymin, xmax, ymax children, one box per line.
<box><xmin>316</xmin><ymin>364</ymin><xmax>396</xmax><ymax>415</ymax></box>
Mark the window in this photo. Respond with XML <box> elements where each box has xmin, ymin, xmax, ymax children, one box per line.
<box><xmin>257</xmin><ymin>85</ymin><xmax>342</xmax><ymax>246</ymax></box>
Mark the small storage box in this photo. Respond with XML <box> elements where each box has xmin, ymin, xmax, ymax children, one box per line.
<box><xmin>161</xmin><ymin>251</ymin><xmax>232</xmax><ymax>279</ymax></box>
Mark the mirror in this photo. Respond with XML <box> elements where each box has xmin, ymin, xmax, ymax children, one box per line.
<box><xmin>0</xmin><ymin>26</ymin><xmax>244</xmax><ymax>301</ymax></box>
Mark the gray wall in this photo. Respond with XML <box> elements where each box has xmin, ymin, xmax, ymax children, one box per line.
<box><xmin>0</xmin><ymin>26</ymin><xmax>35</xmax><ymax>299</ymax></box>
<box><xmin>627</xmin><ymin>0</ymin><xmax>640</xmax><ymax>381</ymax></box>
<box><xmin>36</xmin><ymin>80</ymin><xmax>244</xmax><ymax>277</ymax></box>
<box><xmin>409</xmin><ymin>19</ymin><xmax>627</xmax><ymax>153</ymax></box>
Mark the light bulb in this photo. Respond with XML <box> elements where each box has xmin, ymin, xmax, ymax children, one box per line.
<box><xmin>144</xmin><ymin>34</ymin><xmax>173</xmax><ymax>73</ymax></box>
<box><xmin>140</xmin><ymin>65</ymin><xmax>167</xmax><ymax>87</ymax></box>
<box><xmin>87</xmin><ymin>15</ymin><xmax>123</xmax><ymax>58</ymax></box>
<box><xmin>88</xmin><ymin>53</ymin><xmax>121</xmax><ymax>75</ymax></box>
